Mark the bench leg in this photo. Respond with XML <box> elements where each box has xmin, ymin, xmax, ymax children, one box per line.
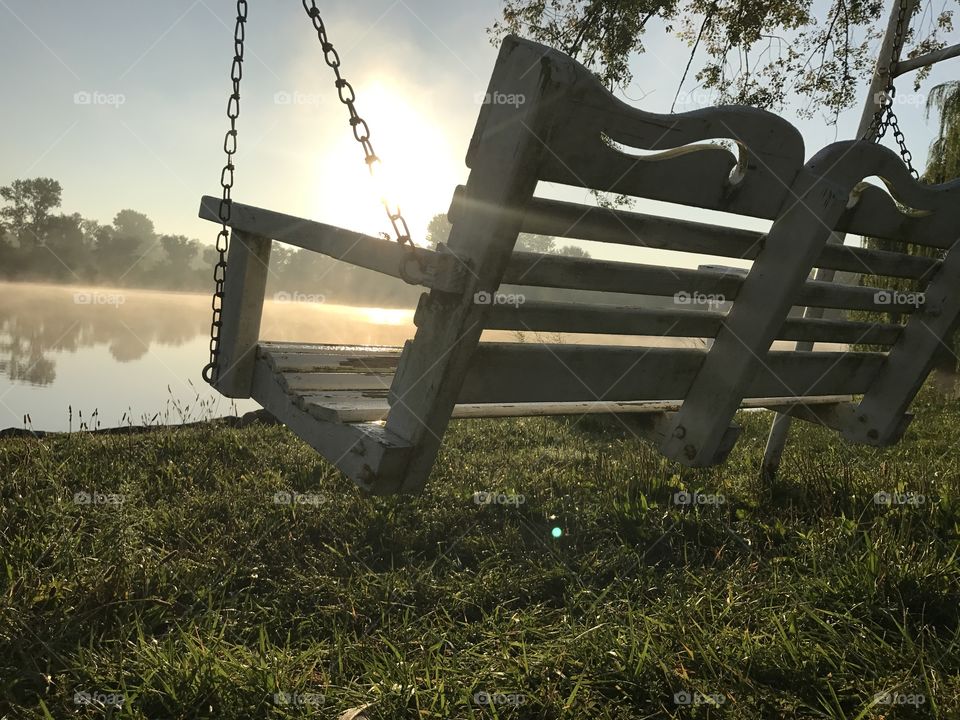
<box><xmin>761</xmin><ymin>413</ymin><xmax>792</xmax><ymax>483</ymax></box>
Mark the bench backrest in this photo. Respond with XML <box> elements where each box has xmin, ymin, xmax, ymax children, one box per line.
<box><xmin>384</xmin><ymin>35</ymin><xmax>960</xmax><ymax>490</ymax></box>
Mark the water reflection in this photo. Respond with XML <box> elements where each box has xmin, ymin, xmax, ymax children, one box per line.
<box><xmin>1</xmin><ymin>284</ymin><xmax>202</xmax><ymax>385</ymax></box>
<box><xmin>0</xmin><ymin>282</ymin><xmax>417</xmax><ymax>387</ymax></box>
<box><xmin>0</xmin><ymin>282</ymin><xmax>422</xmax><ymax>430</ymax></box>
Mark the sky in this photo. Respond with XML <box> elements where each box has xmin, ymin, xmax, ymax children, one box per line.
<box><xmin>1</xmin><ymin>0</ymin><xmax>958</xmax><ymax>269</ymax></box>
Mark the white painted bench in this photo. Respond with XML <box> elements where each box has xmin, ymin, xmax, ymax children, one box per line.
<box><xmin>199</xmin><ymin>36</ymin><xmax>960</xmax><ymax>495</ymax></box>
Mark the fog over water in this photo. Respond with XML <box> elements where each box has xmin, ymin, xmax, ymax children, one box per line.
<box><xmin>0</xmin><ymin>282</ymin><xmax>422</xmax><ymax>431</ymax></box>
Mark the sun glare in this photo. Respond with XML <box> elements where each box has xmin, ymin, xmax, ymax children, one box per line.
<box><xmin>312</xmin><ymin>81</ymin><xmax>457</xmax><ymax>246</ymax></box>
<box><xmin>362</xmin><ymin>307</ymin><xmax>413</xmax><ymax>326</ymax></box>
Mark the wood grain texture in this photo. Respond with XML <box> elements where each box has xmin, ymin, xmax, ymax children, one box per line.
<box><xmin>258</xmin><ymin>341</ymin><xmax>875</xmax><ymax>407</ymax></box>
<box><xmin>216</xmin><ymin>230</ymin><xmax>272</xmax><ymax>398</ymax></box>
<box><xmin>502</xmin><ymin>193</ymin><xmax>941</xmax><ymax>281</ymax></box>
<box><xmin>298</xmin><ymin>392</ymin><xmax>854</xmax><ymax>423</ymax></box>
<box><xmin>456</xmin><ymin>344</ymin><xmax>883</xmax><ymax>404</ymax></box>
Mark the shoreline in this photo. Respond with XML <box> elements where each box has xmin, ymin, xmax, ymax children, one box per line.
<box><xmin>0</xmin><ymin>408</ymin><xmax>279</xmax><ymax>440</ymax></box>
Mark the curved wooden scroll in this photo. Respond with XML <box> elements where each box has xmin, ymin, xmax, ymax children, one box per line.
<box><xmin>818</xmin><ymin>141</ymin><xmax>960</xmax><ymax>248</ymax></box>
<box><xmin>808</xmin><ymin>140</ymin><xmax>960</xmax><ymax>215</ymax></box>
<box><xmin>500</xmin><ymin>35</ymin><xmax>806</xmax><ymax>218</ymax></box>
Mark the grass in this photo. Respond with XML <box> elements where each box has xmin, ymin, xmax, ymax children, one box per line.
<box><xmin>1</xmin><ymin>385</ymin><xmax>959</xmax><ymax>719</ymax></box>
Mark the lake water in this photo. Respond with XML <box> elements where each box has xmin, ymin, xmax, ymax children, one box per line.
<box><xmin>2</xmin><ymin>282</ymin><xmax>856</xmax><ymax>433</ymax></box>
<box><xmin>0</xmin><ymin>282</ymin><xmax>424</xmax><ymax>432</ymax></box>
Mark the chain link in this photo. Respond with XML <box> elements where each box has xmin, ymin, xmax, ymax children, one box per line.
<box><xmin>203</xmin><ymin>0</ymin><xmax>247</xmax><ymax>385</ymax></box>
<box><xmin>300</xmin><ymin>0</ymin><xmax>414</xmax><ymax>246</ymax></box>
<box><xmin>864</xmin><ymin>0</ymin><xmax>919</xmax><ymax>179</ymax></box>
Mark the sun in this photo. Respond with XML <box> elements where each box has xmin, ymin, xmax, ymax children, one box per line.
<box><xmin>310</xmin><ymin>80</ymin><xmax>459</xmax><ymax>246</ymax></box>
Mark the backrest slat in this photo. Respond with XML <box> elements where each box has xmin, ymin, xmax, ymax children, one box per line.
<box><xmin>483</xmin><ymin>301</ymin><xmax>903</xmax><ymax>346</ymax></box>
<box><xmin>499</xmin><ymin>251</ymin><xmax>925</xmax><ymax>314</ymax></box>
<box><xmin>455</xmin><ymin>345</ymin><xmax>884</xmax><ymax>404</ymax></box>
<box><xmin>455</xmin><ymin>191</ymin><xmax>942</xmax><ymax>282</ymax></box>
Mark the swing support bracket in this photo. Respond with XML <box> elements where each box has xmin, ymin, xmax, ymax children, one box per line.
<box><xmin>893</xmin><ymin>42</ymin><xmax>960</xmax><ymax>76</ymax></box>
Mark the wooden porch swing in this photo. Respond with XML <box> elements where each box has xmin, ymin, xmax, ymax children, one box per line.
<box><xmin>200</xmin><ymin>2</ymin><xmax>960</xmax><ymax>495</ymax></box>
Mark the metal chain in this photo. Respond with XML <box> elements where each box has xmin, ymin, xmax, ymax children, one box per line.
<box><xmin>202</xmin><ymin>0</ymin><xmax>247</xmax><ymax>385</ymax></box>
<box><xmin>864</xmin><ymin>0</ymin><xmax>919</xmax><ymax>178</ymax></box>
<box><xmin>300</xmin><ymin>0</ymin><xmax>414</xmax><ymax>247</ymax></box>
<box><xmin>887</xmin><ymin>111</ymin><xmax>917</xmax><ymax>178</ymax></box>
<box><xmin>204</xmin><ymin>2</ymin><xmax>416</xmax><ymax>384</ymax></box>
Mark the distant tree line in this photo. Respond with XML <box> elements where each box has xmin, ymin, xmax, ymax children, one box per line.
<box><xmin>0</xmin><ymin>178</ymin><xmax>215</xmax><ymax>292</ymax></box>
